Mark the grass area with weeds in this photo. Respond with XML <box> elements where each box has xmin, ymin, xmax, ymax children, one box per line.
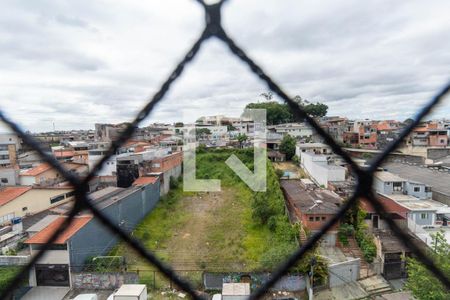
<box><xmin>113</xmin><ymin>149</ymin><xmax>300</xmax><ymax>289</ymax></box>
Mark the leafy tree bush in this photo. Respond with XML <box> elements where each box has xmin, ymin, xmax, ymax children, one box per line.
<box><xmin>279</xmin><ymin>135</ymin><xmax>296</xmax><ymax>160</ymax></box>
<box><xmin>355</xmin><ymin>225</ymin><xmax>376</xmax><ymax>263</ymax></box>
<box><xmin>338</xmin><ymin>223</ymin><xmax>354</xmax><ymax>246</ymax></box>
<box><xmin>406</xmin><ymin>230</ymin><xmax>450</xmax><ymax>300</ymax></box>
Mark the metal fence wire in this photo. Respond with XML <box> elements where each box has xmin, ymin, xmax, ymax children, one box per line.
<box><xmin>1</xmin><ymin>0</ymin><xmax>449</xmax><ymax>298</ymax></box>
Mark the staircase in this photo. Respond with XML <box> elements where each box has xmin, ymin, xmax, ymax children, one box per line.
<box><xmin>359</xmin><ymin>275</ymin><xmax>393</xmax><ymax>297</ymax></box>
<box><xmin>336</xmin><ymin>236</ymin><xmax>374</xmax><ymax>278</ymax></box>
<box><xmin>299</xmin><ymin>227</ymin><xmax>307</xmax><ymax>244</ymax></box>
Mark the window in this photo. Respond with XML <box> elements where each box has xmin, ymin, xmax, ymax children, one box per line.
<box><xmin>420</xmin><ymin>213</ymin><xmax>428</xmax><ymax>219</ymax></box>
<box><xmin>321</xmin><ymin>217</ymin><xmax>326</xmax><ymax>221</ymax></box>
<box><xmin>425</xmin><ymin>186</ymin><xmax>432</xmax><ymax>193</ymax></box>
<box><xmin>50</xmin><ymin>194</ymin><xmax>65</xmax><ymax>204</ymax></box>
<box><xmin>393</xmin><ymin>182</ymin><xmax>403</xmax><ymax>191</ymax></box>
<box><xmin>1</xmin><ymin>178</ymin><xmax>7</xmax><ymax>183</ymax></box>
<box><xmin>309</xmin><ymin>217</ymin><xmax>314</xmax><ymax>222</ymax></box>
<box><xmin>22</xmin><ymin>207</ymin><xmax>27</xmax><ymax>212</ymax></box>
<box><xmin>32</xmin><ymin>244</ymin><xmax>67</xmax><ymax>250</ymax></box>
<box><xmin>315</xmin><ymin>216</ymin><xmax>320</xmax><ymax>221</ymax></box>
<box><xmin>65</xmin><ymin>191</ymin><xmax>75</xmax><ymax>198</ymax></box>
<box><xmin>414</xmin><ymin>187</ymin><xmax>420</xmax><ymax>192</ymax></box>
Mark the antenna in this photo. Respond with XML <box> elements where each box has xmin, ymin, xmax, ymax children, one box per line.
<box><xmin>308</xmin><ymin>199</ymin><xmax>323</xmax><ymax>211</ymax></box>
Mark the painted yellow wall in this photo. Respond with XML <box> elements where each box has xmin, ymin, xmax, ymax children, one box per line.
<box><xmin>0</xmin><ymin>188</ymin><xmax>74</xmax><ymax>218</ymax></box>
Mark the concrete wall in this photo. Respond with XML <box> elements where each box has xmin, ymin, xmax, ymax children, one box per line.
<box><xmin>0</xmin><ymin>168</ymin><xmax>19</xmax><ymax>186</ymax></box>
<box><xmin>300</xmin><ymin>152</ymin><xmax>345</xmax><ymax>188</ymax></box>
<box><xmin>433</xmin><ymin>191</ymin><xmax>450</xmax><ymax>206</ymax></box>
<box><xmin>411</xmin><ymin>211</ymin><xmax>434</xmax><ymax>226</ymax></box>
<box><xmin>427</xmin><ymin>148</ymin><xmax>450</xmax><ymax>160</ymax></box>
<box><xmin>71</xmin><ymin>272</ymin><xmax>139</xmax><ymax>289</ymax></box>
<box><xmin>328</xmin><ymin>258</ymin><xmax>360</xmax><ymax>287</ymax></box>
<box><xmin>203</xmin><ymin>272</ymin><xmax>306</xmax><ymax>292</ymax></box>
<box><xmin>69</xmin><ymin>182</ymin><xmax>160</xmax><ymax>271</ymax></box>
<box><xmin>161</xmin><ymin>165</ymin><xmax>182</xmax><ymax>195</ymax></box>
<box><xmin>30</xmin><ymin>248</ymin><xmax>69</xmax><ymax>264</ymax></box>
<box><xmin>0</xmin><ymin>255</ymin><xmax>29</xmax><ymax>266</ymax></box>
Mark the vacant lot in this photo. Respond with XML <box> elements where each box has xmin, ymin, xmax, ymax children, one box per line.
<box><xmin>113</xmin><ymin>149</ymin><xmax>299</xmax><ymax>289</ymax></box>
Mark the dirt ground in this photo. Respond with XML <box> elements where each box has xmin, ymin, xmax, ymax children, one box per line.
<box><xmin>165</xmin><ymin>190</ymin><xmax>230</xmax><ymax>270</ymax></box>
<box><xmin>273</xmin><ymin>161</ymin><xmax>307</xmax><ymax>178</ymax></box>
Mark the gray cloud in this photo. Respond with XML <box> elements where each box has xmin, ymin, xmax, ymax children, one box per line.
<box><xmin>0</xmin><ymin>0</ymin><xmax>449</xmax><ymax>132</ymax></box>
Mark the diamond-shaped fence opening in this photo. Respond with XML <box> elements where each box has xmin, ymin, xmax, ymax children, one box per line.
<box><xmin>1</xmin><ymin>1</ymin><xmax>449</xmax><ymax>299</ymax></box>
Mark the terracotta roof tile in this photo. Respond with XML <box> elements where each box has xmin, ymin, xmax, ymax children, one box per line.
<box><xmin>0</xmin><ymin>186</ymin><xmax>32</xmax><ymax>206</ymax></box>
<box><xmin>21</xmin><ymin>163</ymin><xmax>53</xmax><ymax>176</ymax></box>
<box><xmin>54</xmin><ymin>150</ymin><xmax>75</xmax><ymax>158</ymax></box>
<box><xmin>132</xmin><ymin>176</ymin><xmax>158</xmax><ymax>186</ymax></box>
<box><xmin>25</xmin><ymin>216</ymin><xmax>92</xmax><ymax>244</ymax></box>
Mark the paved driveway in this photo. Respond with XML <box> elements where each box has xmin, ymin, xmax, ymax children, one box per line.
<box><xmin>22</xmin><ymin>287</ymin><xmax>70</xmax><ymax>300</ymax></box>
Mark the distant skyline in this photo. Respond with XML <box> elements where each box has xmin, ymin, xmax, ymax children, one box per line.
<box><xmin>1</xmin><ymin>0</ymin><xmax>449</xmax><ymax>133</ymax></box>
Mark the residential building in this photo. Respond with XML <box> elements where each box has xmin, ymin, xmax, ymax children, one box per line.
<box><xmin>0</xmin><ymin>167</ymin><xmax>19</xmax><ymax>186</ymax></box>
<box><xmin>408</xmin><ymin>122</ymin><xmax>449</xmax><ymax>147</ymax></box>
<box><xmin>0</xmin><ymin>186</ymin><xmax>74</xmax><ymax>223</ymax></box>
<box><xmin>146</xmin><ymin>151</ymin><xmax>182</xmax><ymax>195</ymax></box>
<box><xmin>295</xmin><ymin>142</ymin><xmax>332</xmax><ymax>158</ymax></box>
<box><xmin>25</xmin><ymin>181</ymin><xmax>160</xmax><ymax>287</ymax></box>
<box><xmin>354</xmin><ymin>120</ymin><xmax>377</xmax><ymax>148</ymax></box>
<box><xmin>88</xmin><ymin>148</ymin><xmax>117</xmax><ymax>177</ymax></box>
<box><xmin>116</xmin><ymin>148</ymin><xmax>172</xmax><ymax>188</ymax></box>
<box><xmin>0</xmin><ymin>142</ymin><xmax>17</xmax><ymax>167</ymax></box>
<box><xmin>373</xmin><ymin>171</ymin><xmax>432</xmax><ymax>200</ymax></box>
<box><xmin>269</xmin><ymin>122</ymin><xmax>313</xmax><ymax>139</ymax></box>
<box><xmin>19</xmin><ymin>162</ymin><xmax>89</xmax><ymax>186</ymax></box>
<box><xmin>281</xmin><ymin>179</ymin><xmax>343</xmax><ymax>246</ymax></box>
<box><xmin>300</xmin><ymin>152</ymin><xmax>346</xmax><ymax>188</ymax></box>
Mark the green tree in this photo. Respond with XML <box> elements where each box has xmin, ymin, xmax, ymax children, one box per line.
<box><xmin>245</xmin><ymin>94</ymin><xmax>328</xmax><ymax>124</ymax></box>
<box><xmin>279</xmin><ymin>135</ymin><xmax>296</xmax><ymax>160</ymax></box>
<box><xmin>196</xmin><ymin>128</ymin><xmax>211</xmax><ymax>140</ymax></box>
<box><xmin>406</xmin><ymin>230</ymin><xmax>450</xmax><ymax>300</ymax></box>
<box><xmin>304</xmin><ymin>102</ymin><xmax>328</xmax><ymax>118</ymax></box>
<box><xmin>236</xmin><ymin>133</ymin><xmax>248</xmax><ymax>148</ymax></box>
<box><xmin>246</xmin><ymin>101</ymin><xmax>293</xmax><ymax>125</ymax></box>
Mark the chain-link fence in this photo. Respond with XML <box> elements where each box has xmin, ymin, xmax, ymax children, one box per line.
<box><xmin>1</xmin><ymin>0</ymin><xmax>449</xmax><ymax>299</ymax></box>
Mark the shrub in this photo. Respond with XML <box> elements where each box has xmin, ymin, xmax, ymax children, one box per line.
<box><xmin>355</xmin><ymin>226</ymin><xmax>376</xmax><ymax>263</ymax></box>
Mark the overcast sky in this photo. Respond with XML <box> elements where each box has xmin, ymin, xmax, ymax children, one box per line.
<box><xmin>1</xmin><ymin>0</ymin><xmax>449</xmax><ymax>132</ymax></box>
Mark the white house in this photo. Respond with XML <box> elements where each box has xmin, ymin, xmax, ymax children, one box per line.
<box><xmin>300</xmin><ymin>152</ymin><xmax>346</xmax><ymax>188</ymax></box>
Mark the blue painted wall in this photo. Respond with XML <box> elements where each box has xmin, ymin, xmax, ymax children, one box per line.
<box><xmin>68</xmin><ymin>181</ymin><xmax>160</xmax><ymax>271</ymax></box>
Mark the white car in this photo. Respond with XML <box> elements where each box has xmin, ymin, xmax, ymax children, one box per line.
<box><xmin>212</xmin><ymin>294</ymin><xmax>222</xmax><ymax>300</ymax></box>
<box><xmin>72</xmin><ymin>294</ymin><xmax>98</xmax><ymax>300</ymax></box>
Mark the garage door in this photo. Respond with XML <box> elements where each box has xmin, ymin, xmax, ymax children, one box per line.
<box><xmin>35</xmin><ymin>264</ymin><xmax>70</xmax><ymax>286</ymax></box>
